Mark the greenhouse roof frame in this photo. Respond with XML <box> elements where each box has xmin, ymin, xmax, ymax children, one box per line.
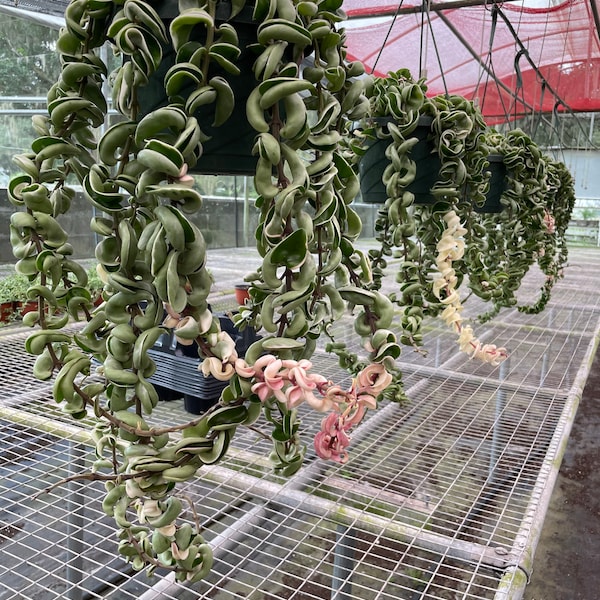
<box><xmin>343</xmin><ymin>0</ymin><xmax>600</xmax><ymax>123</ymax></box>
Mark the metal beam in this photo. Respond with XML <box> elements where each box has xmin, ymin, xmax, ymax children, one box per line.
<box><xmin>588</xmin><ymin>0</ymin><xmax>600</xmax><ymax>49</ymax></box>
<box><xmin>0</xmin><ymin>4</ymin><xmax>64</xmax><ymax>28</ymax></box>
<box><xmin>493</xmin><ymin>6</ymin><xmax>573</xmax><ymax>112</ymax></box>
<box><xmin>347</xmin><ymin>0</ymin><xmax>522</xmax><ymax>20</ymax></box>
<box><xmin>433</xmin><ymin>9</ymin><xmax>539</xmax><ymax>117</ymax></box>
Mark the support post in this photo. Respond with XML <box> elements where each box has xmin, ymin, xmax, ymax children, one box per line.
<box><xmin>331</xmin><ymin>524</ymin><xmax>356</xmax><ymax>600</ymax></box>
<box><xmin>65</xmin><ymin>442</ymin><xmax>86</xmax><ymax>600</ymax></box>
<box><xmin>489</xmin><ymin>359</ymin><xmax>509</xmax><ymax>480</ymax></box>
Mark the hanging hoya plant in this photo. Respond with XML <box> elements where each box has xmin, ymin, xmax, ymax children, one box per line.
<box><xmin>6</xmin><ymin>0</ymin><xmax>411</xmax><ymax>583</ymax></box>
<box><xmin>8</xmin><ymin>0</ymin><xmax>575</xmax><ymax>584</ymax></box>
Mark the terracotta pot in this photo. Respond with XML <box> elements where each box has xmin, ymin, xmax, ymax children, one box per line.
<box><xmin>0</xmin><ymin>301</ymin><xmax>15</xmax><ymax>323</ymax></box>
<box><xmin>92</xmin><ymin>293</ymin><xmax>104</xmax><ymax>307</ymax></box>
<box><xmin>234</xmin><ymin>283</ymin><xmax>251</xmax><ymax>305</ymax></box>
<box><xmin>17</xmin><ymin>300</ymin><xmax>38</xmax><ymax>317</ymax></box>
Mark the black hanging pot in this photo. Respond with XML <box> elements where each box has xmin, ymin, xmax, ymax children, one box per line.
<box><xmin>473</xmin><ymin>153</ymin><xmax>507</xmax><ymax>213</ymax></box>
<box><xmin>135</xmin><ymin>0</ymin><xmax>260</xmax><ymax>175</ymax></box>
<box><xmin>358</xmin><ymin>115</ymin><xmax>441</xmax><ymax>205</ymax></box>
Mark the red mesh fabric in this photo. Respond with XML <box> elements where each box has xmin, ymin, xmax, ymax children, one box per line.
<box><xmin>343</xmin><ymin>0</ymin><xmax>600</xmax><ymax>123</ymax></box>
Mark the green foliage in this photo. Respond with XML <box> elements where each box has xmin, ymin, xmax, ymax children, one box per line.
<box><xmin>0</xmin><ymin>272</ymin><xmax>31</xmax><ymax>302</ymax></box>
<box><xmin>7</xmin><ymin>0</ymin><xmax>382</xmax><ymax>584</ymax></box>
<box><xmin>0</xmin><ymin>16</ymin><xmax>60</xmax><ymax>96</ymax></box>
<box><xmin>85</xmin><ymin>264</ymin><xmax>104</xmax><ymax>298</ymax></box>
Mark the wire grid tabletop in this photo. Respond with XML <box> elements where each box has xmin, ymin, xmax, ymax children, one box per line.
<box><xmin>1</xmin><ymin>246</ymin><xmax>599</xmax><ymax>600</ymax></box>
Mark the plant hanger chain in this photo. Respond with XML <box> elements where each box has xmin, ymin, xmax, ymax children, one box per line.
<box><xmin>420</xmin><ymin>0</ymin><xmax>449</xmax><ymax>96</ymax></box>
<box><xmin>370</xmin><ymin>0</ymin><xmax>405</xmax><ymax>75</ymax></box>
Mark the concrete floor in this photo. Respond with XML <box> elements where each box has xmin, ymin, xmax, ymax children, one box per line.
<box><xmin>524</xmin><ymin>349</ymin><xmax>600</xmax><ymax>600</ymax></box>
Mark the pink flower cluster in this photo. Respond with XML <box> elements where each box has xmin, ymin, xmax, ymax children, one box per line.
<box><xmin>234</xmin><ymin>356</ymin><xmax>392</xmax><ymax>464</ymax></box>
<box><xmin>234</xmin><ymin>355</ymin><xmax>331</xmax><ymax>411</ymax></box>
<box><xmin>313</xmin><ymin>364</ymin><xmax>392</xmax><ymax>463</ymax></box>
<box><xmin>543</xmin><ymin>210</ymin><xmax>556</xmax><ymax>234</ymax></box>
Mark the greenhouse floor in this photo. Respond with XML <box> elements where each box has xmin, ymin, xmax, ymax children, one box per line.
<box><xmin>524</xmin><ymin>350</ymin><xmax>600</xmax><ymax>600</ymax></box>
<box><xmin>0</xmin><ymin>244</ymin><xmax>599</xmax><ymax>600</ymax></box>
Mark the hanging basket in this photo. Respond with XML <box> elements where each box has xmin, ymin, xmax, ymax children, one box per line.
<box><xmin>358</xmin><ymin>115</ymin><xmax>441</xmax><ymax>205</ymax></box>
<box><xmin>135</xmin><ymin>0</ymin><xmax>260</xmax><ymax>175</ymax></box>
<box><xmin>474</xmin><ymin>154</ymin><xmax>507</xmax><ymax>213</ymax></box>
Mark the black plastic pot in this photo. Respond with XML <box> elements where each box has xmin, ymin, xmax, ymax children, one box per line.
<box><xmin>358</xmin><ymin>116</ymin><xmax>441</xmax><ymax>205</ymax></box>
<box><xmin>182</xmin><ymin>377</ymin><xmax>230</xmax><ymax>414</ymax></box>
<box><xmin>148</xmin><ymin>311</ymin><xmax>260</xmax><ymax>415</ymax></box>
<box><xmin>474</xmin><ymin>154</ymin><xmax>507</xmax><ymax>213</ymax></box>
<box><xmin>181</xmin><ymin>312</ymin><xmax>260</xmax><ymax>414</ymax></box>
<box><xmin>135</xmin><ymin>0</ymin><xmax>260</xmax><ymax>175</ymax></box>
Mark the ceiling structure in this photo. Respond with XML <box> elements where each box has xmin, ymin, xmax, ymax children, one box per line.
<box><xmin>1</xmin><ymin>0</ymin><xmax>599</xmax><ymax>124</ymax></box>
<box><xmin>344</xmin><ymin>0</ymin><xmax>600</xmax><ymax>123</ymax></box>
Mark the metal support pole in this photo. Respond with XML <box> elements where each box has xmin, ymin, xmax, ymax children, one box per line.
<box><xmin>234</xmin><ymin>175</ymin><xmax>239</xmax><ymax>247</ymax></box>
<box><xmin>489</xmin><ymin>359</ymin><xmax>509</xmax><ymax>481</ymax></box>
<box><xmin>331</xmin><ymin>525</ymin><xmax>356</xmax><ymax>600</ymax></box>
<box><xmin>243</xmin><ymin>176</ymin><xmax>250</xmax><ymax>247</ymax></box>
<box><xmin>434</xmin><ymin>337</ymin><xmax>442</xmax><ymax>368</ymax></box>
<box><xmin>65</xmin><ymin>442</ymin><xmax>86</xmax><ymax>600</ymax></box>
<box><xmin>539</xmin><ymin>352</ymin><xmax>548</xmax><ymax>387</ymax></box>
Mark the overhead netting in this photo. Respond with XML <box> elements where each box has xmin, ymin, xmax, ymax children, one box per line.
<box><xmin>343</xmin><ymin>0</ymin><xmax>600</xmax><ymax>123</ymax></box>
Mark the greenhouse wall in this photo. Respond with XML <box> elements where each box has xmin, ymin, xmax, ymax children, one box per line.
<box><xmin>559</xmin><ymin>149</ymin><xmax>600</xmax><ymax>201</ymax></box>
<box><xmin>0</xmin><ymin>188</ymin><xmax>380</xmax><ymax>260</ymax></box>
<box><xmin>2</xmin><ymin>147</ymin><xmax>599</xmax><ymax>261</ymax></box>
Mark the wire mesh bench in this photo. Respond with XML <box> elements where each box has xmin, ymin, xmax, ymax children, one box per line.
<box><xmin>2</xmin><ymin>247</ymin><xmax>600</xmax><ymax>600</ymax></box>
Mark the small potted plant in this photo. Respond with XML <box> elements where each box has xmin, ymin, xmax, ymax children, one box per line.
<box><xmin>0</xmin><ymin>272</ymin><xmax>36</xmax><ymax>320</ymax></box>
<box><xmin>86</xmin><ymin>264</ymin><xmax>105</xmax><ymax>306</ymax></box>
<box><xmin>0</xmin><ymin>275</ymin><xmax>18</xmax><ymax>323</ymax></box>
<box><xmin>234</xmin><ymin>282</ymin><xmax>251</xmax><ymax>305</ymax></box>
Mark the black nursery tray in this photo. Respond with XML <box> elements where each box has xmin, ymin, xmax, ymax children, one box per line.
<box><xmin>148</xmin><ymin>312</ymin><xmax>260</xmax><ymax>413</ymax></box>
